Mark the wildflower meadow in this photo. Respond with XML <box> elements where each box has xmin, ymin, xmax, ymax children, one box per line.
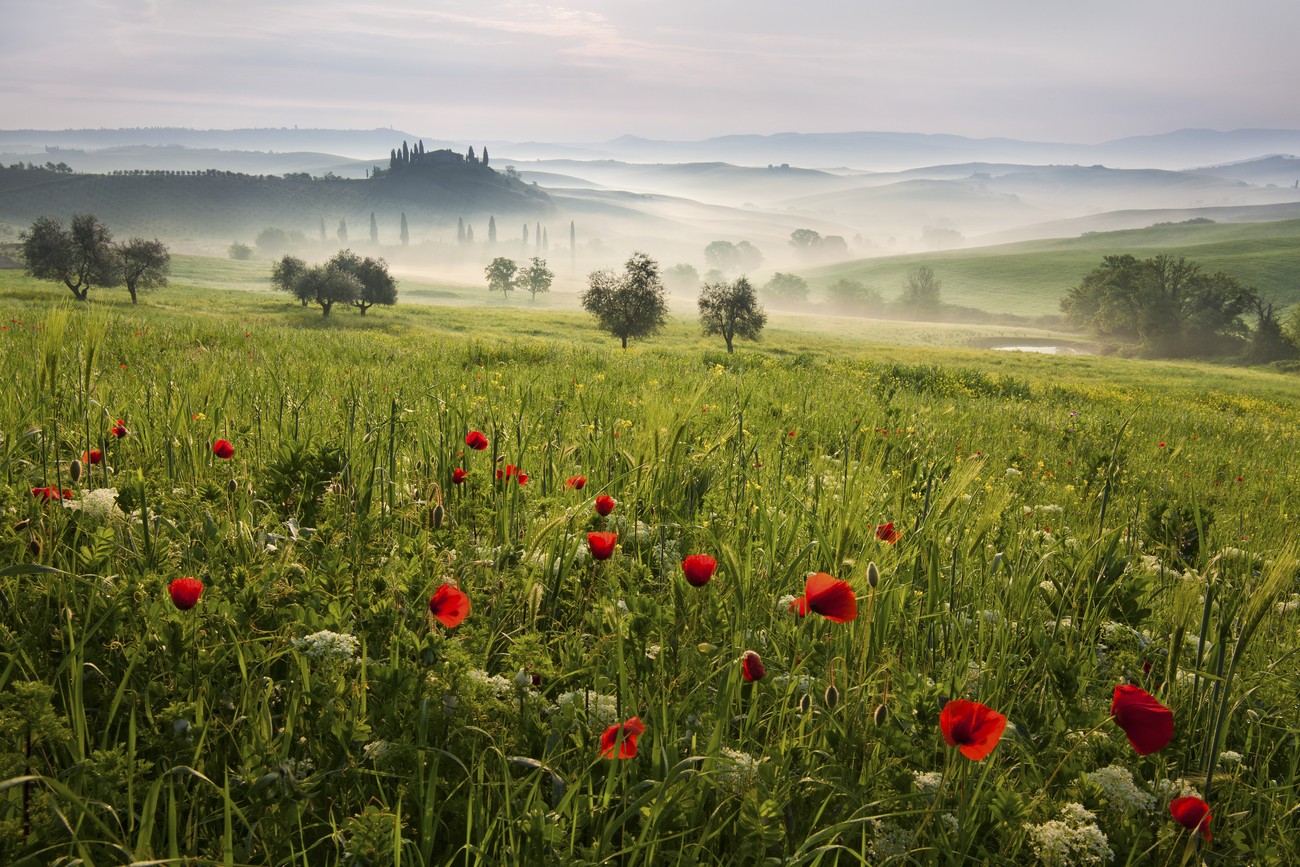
<box><xmin>1</xmin><ymin>290</ymin><xmax>1299</xmax><ymax>865</ymax></box>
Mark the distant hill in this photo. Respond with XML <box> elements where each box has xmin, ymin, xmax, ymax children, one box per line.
<box><xmin>0</xmin><ymin>127</ymin><xmax>431</xmax><ymax>159</ymax></box>
<box><xmin>1190</xmin><ymin>154</ymin><xmax>1300</xmax><ymax>188</ymax></box>
<box><xmin>10</xmin><ymin>126</ymin><xmax>1300</xmax><ymax>173</ymax></box>
<box><xmin>0</xmin><ymin>158</ymin><xmax>552</xmax><ymax>243</ymax></box>
<box><xmin>796</xmin><ymin>217</ymin><xmax>1300</xmax><ymax>317</ymax></box>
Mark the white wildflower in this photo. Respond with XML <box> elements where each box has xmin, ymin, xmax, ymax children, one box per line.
<box><xmin>1005</xmin><ymin>467</ymin><xmax>1022</xmax><ymax>478</ymax></box>
<box><xmin>1154</xmin><ymin>778</ymin><xmax>1202</xmax><ymax>801</ymax></box>
<box><xmin>466</xmin><ymin>668</ymin><xmax>514</xmax><ymax>697</ymax></box>
<box><xmin>713</xmin><ymin>748</ymin><xmax>765</xmax><ymax>797</ymax></box>
<box><xmin>556</xmin><ymin>690</ymin><xmax>620</xmax><ymax>726</ymax></box>
<box><xmin>913</xmin><ymin>770</ymin><xmax>944</xmax><ymax>795</ymax></box>
<box><xmin>64</xmin><ymin>488</ymin><xmax>125</xmax><ymax>521</ymax></box>
<box><xmin>938</xmin><ymin>813</ymin><xmax>959</xmax><ymax>834</ymax></box>
<box><xmin>867</xmin><ymin>818</ymin><xmax>912</xmax><ymax>861</ymax></box>
<box><xmin>293</xmin><ymin>630</ymin><xmax>359</xmax><ymax>664</ymax></box>
<box><xmin>1026</xmin><ymin>803</ymin><xmax>1114</xmax><ymax>866</ymax></box>
<box><xmin>1218</xmin><ymin>750</ymin><xmax>1244</xmax><ymax>767</ymax></box>
<box><xmin>1085</xmin><ymin>765</ymin><xmax>1156</xmax><ymax>814</ymax></box>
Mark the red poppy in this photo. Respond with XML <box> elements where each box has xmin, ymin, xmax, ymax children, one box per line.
<box><xmin>452</xmin><ymin>468</ymin><xmax>468</xmax><ymax>484</ymax></box>
<box><xmin>428</xmin><ymin>584</ymin><xmax>470</xmax><ymax>628</ymax></box>
<box><xmin>588</xmin><ymin>532</ymin><xmax>617</xmax><ymax>561</ymax></box>
<box><xmin>1158</xmin><ymin>441</ymin><xmax>1167</xmax><ymax>448</ymax></box>
<box><xmin>31</xmin><ymin>486</ymin><xmax>73</xmax><ymax>502</ymax></box>
<box><xmin>599</xmin><ymin>716</ymin><xmax>646</xmax><ymax>759</ymax></box>
<box><xmin>800</xmin><ymin>572</ymin><xmax>858</xmax><ymax>622</ymax></box>
<box><xmin>465</xmin><ymin>430</ymin><xmax>489</xmax><ymax>451</ymax></box>
<box><xmin>1111</xmin><ymin>684</ymin><xmax>1174</xmax><ymax>755</ymax></box>
<box><xmin>213</xmin><ymin>439</ymin><xmax>235</xmax><ymax>459</ymax></box>
<box><xmin>789</xmin><ymin>595</ymin><xmax>810</xmax><ymax>617</ymax></box>
<box><xmin>741</xmin><ymin>650</ymin><xmax>766</xmax><ymax>682</ymax></box>
<box><xmin>566</xmin><ymin>475</ymin><xmax>587</xmax><ymax>490</ymax></box>
<box><xmin>496</xmin><ymin>464</ymin><xmax>517</xmax><ymax>480</ymax></box>
<box><xmin>168</xmin><ymin>576</ymin><xmax>204</xmax><ymax>610</ymax></box>
<box><xmin>939</xmin><ymin>699</ymin><xmax>1007</xmax><ymax>760</ymax></box>
<box><xmin>681</xmin><ymin>554</ymin><xmax>717</xmax><ymax>587</ymax></box>
<box><xmin>594</xmin><ymin>494</ymin><xmax>616</xmax><ymax>516</ymax></box>
<box><xmin>516</xmin><ymin>472</ymin><xmax>528</xmax><ymax>485</ymax></box>
<box><xmin>1169</xmin><ymin>797</ymin><xmax>1211</xmax><ymax>840</ymax></box>
<box><xmin>83</xmin><ymin>449</ymin><xmax>103</xmax><ymax>465</ymax></box>
<box><xmin>111</xmin><ymin>420</ymin><xmax>129</xmax><ymax>438</ymax></box>
<box><xmin>875</xmin><ymin>522</ymin><xmax>901</xmax><ymax>544</ymax></box>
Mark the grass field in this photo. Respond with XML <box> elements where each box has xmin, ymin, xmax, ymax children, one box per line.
<box><xmin>2</xmin><ymin>265</ymin><xmax>1300</xmax><ymax>864</ymax></box>
<box><xmin>799</xmin><ymin>218</ymin><xmax>1300</xmax><ymax>317</ymax></box>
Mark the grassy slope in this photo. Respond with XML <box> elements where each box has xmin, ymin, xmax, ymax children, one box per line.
<box><xmin>4</xmin><ymin>262</ymin><xmax>1297</xmax><ymax>406</ymax></box>
<box><xmin>798</xmin><ymin>218</ymin><xmax>1300</xmax><ymax>315</ymax></box>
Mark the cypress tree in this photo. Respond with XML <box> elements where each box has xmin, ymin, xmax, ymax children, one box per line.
<box><xmin>536</xmin><ymin>222</ymin><xmax>541</xmax><ymax>252</ymax></box>
<box><xmin>369</xmin><ymin>212</ymin><xmax>378</xmax><ymax>244</ymax></box>
<box><xmin>320</xmin><ymin>217</ymin><xmax>327</xmax><ymax>242</ymax></box>
<box><xmin>482</xmin><ymin>147</ymin><xmax>489</xmax><ymax>167</ymax></box>
<box><xmin>466</xmin><ymin>224</ymin><xmax>474</xmax><ymax>243</ymax></box>
<box><xmin>488</xmin><ymin>216</ymin><xmax>497</xmax><ymax>244</ymax></box>
<box><xmin>400</xmin><ymin>212</ymin><xmax>409</xmax><ymax>247</ymax></box>
<box><xmin>390</xmin><ymin>149</ymin><xmax>398</xmax><ymax>171</ymax></box>
<box><xmin>457</xmin><ymin>218</ymin><xmax>465</xmax><ymax>245</ymax></box>
<box><xmin>337</xmin><ymin>219</ymin><xmax>348</xmax><ymax>244</ymax></box>
<box><xmin>522</xmin><ymin>224</ymin><xmax>529</xmax><ymax>246</ymax></box>
<box><xmin>402</xmin><ymin>141</ymin><xmax>410</xmax><ymax>164</ymax></box>
<box><xmin>543</xmin><ymin>228</ymin><xmax>548</xmax><ymax>251</ymax></box>
<box><xmin>467</xmin><ymin>146</ymin><xmax>476</xmax><ymax>164</ymax></box>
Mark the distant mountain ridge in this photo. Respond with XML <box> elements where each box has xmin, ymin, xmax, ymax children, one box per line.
<box><xmin>6</xmin><ymin>127</ymin><xmax>1300</xmax><ymax>173</ymax></box>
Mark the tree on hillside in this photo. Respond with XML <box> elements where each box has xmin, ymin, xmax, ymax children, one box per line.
<box><xmin>664</xmin><ymin>263</ymin><xmax>700</xmax><ymax>293</ymax></box>
<box><xmin>762</xmin><ymin>272</ymin><xmax>809</xmax><ymax>304</ymax></box>
<box><xmin>482</xmin><ymin>148</ymin><xmax>490</xmax><ymax>167</ymax></box>
<box><xmin>298</xmin><ymin>264</ymin><xmax>361</xmax><ymax>317</ymax></box>
<box><xmin>337</xmin><ymin>220</ymin><xmax>348</xmax><ymax>245</ymax></box>
<box><xmin>369</xmin><ymin>212</ymin><xmax>378</xmax><ymax>245</ymax></box>
<box><xmin>271</xmin><ymin>255</ymin><xmax>311</xmax><ymax>306</ymax></box>
<box><xmin>488</xmin><ymin>216</ymin><xmax>497</xmax><ymax>244</ymax></box>
<box><xmin>703</xmin><ymin>240</ymin><xmax>763</xmax><ymax>274</ymax></box>
<box><xmin>319</xmin><ymin>217</ymin><xmax>326</xmax><ymax>242</ymax></box>
<box><xmin>330</xmin><ymin>249</ymin><xmax>397</xmax><ymax>315</ymax></box>
<box><xmin>518</xmin><ymin>257</ymin><xmax>553</xmax><ymax>301</ymax></box>
<box><xmin>899</xmin><ymin>266</ymin><xmax>943</xmax><ymax>317</ymax></box>
<box><xmin>485</xmin><ymin>257</ymin><xmax>518</xmax><ymax>300</ymax></box>
<box><xmin>580</xmin><ymin>251</ymin><xmax>669</xmax><ymax>349</ymax></box>
<box><xmin>1246</xmin><ymin>298</ymin><xmax>1296</xmax><ymax>363</ymax></box>
<box><xmin>1061</xmin><ymin>254</ymin><xmax>1257</xmax><ymax>356</ymax></box>
<box><xmin>20</xmin><ymin>213</ymin><xmax>119</xmax><ymax>301</ymax></box>
<box><xmin>117</xmin><ymin>238</ymin><xmax>170</xmax><ymax>304</ymax></box>
<box><xmin>699</xmin><ymin>276</ymin><xmax>767</xmax><ymax>353</ymax></box>
<box><xmin>457</xmin><ymin>218</ymin><xmax>466</xmax><ymax>245</ymax></box>
<box><xmin>467</xmin><ymin>146</ymin><xmax>477</xmax><ymax>164</ymax></box>
<box><xmin>523</xmin><ymin>224</ymin><xmax>529</xmax><ymax>246</ymax></box>
<box><xmin>789</xmin><ymin>228</ymin><xmax>822</xmax><ymax>252</ymax></box>
<box><xmin>827</xmin><ymin>278</ymin><xmax>883</xmax><ymax>315</ymax></box>
<box><xmin>399</xmin><ymin>212</ymin><xmax>409</xmax><ymax>246</ymax></box>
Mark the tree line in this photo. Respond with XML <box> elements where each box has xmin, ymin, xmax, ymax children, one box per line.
<box><xmin>19</xmin><ymin>213</ymin><xmax>170</xmax><ymax>303</ymax></box>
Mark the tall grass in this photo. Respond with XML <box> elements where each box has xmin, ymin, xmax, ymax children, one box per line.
<box><xmin>1</xmin><ymin>286</ymin><xmax>1298</xmax><ymax>864</ymax></box>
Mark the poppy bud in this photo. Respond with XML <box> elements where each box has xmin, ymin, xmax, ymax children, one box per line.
<box><xmin>227</xmin><ymin>478</ymin><xmax>238</xmax><ymax>494</ymax></box>
<box><xmin>873</xmin><ymin>703</ymin><xmax>889</xmax><ymax>726</ymax></box>
<box><xmin>430</xmin><ymin>504</ymin><xmax>445</xmax><ymax>530</ymax></box>
<box><xmin>69</xmin><ymin>458</ymin><xmax>83</xmax><ymax>483</ymax></box>
<box><xmin>823</xmin><ymin>684</ymin><xmax>840</xmax><ymax>709</ymax></box>
<box><xmin>29</xmin><ymin>536</ymin><xmax>42</xmax><ymax>558</ymax></box>
<box><xmin>798</xmin><ymin>693</ymin><xmax>813</xmax><ymax>714</ymax></box>
<box><xmin>14</xmin><ymin>518</ymin><xmax>30</xmax><ymax>532</ymax></box>
<box><xmin>866</xmin><ymin>561</ymin><xmax>880</xmax><ymax>589</ymax></box>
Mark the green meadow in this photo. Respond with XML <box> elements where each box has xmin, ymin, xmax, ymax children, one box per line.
<box><xmin>802</xmin><ymin>219</ymin><xmax>1300</xmax><ymax>316</ymax></box>
<box><xmin>2</xmin><ymin>260</ymin><xmax>1299</xmax><ymax>864</ymax></box>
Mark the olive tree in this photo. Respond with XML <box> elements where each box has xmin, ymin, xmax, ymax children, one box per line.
<box><xmin>20</xmin><ymin>213</ymin><xmax>119</xmax><ymax>301</ymax></box>
<box><xmin>698</xmin><ymin>276</ymin><xmax>767</xmax><ymax>353</ymax></box>
<box><xmin>117</xmin><ymin>238</ymin><xmax>171</xmax><ymax>304</ymax></box>
<box><xmin>580</xmin><ymin>251</ymin><xmax>669</xmax><ymax>349</ymax></box>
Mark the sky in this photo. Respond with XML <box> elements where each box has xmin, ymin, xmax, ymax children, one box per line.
<box><xmin>3</xmin><ymin>0</ymin><xmax>1297</xmax><ymax>144</ymax></box>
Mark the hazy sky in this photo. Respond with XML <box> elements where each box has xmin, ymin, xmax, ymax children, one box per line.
<box><xmin>3</xmin><ymin>0</ymin><xmax>1296</xmax><ymax>142</ymax></box>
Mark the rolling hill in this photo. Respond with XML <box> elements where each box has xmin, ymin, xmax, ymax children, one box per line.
<box><xmin>796</xmin><ymin>218</ymin><xmax>1300</xmax><ymax>317</ymax></box>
